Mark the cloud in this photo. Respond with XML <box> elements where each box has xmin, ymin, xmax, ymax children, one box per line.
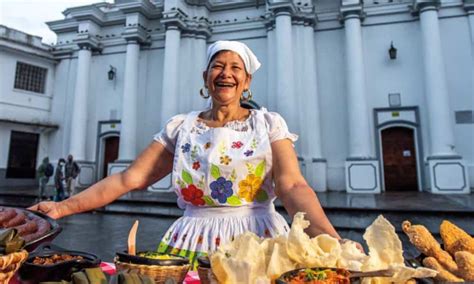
<box><xmin>0</xmin><ymin>0</ymin><xmax>111</xmax><ymax>44</ymax></box>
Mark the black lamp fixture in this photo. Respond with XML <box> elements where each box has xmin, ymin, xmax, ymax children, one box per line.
<box><xmin>108</xmin><ymin>65</ymin><xmax>117</xmax><ymax>80</ymax></box>
<box><xmin>389</xmin><ymin>41</ymin><xmax>397</xmax><ymax>60</ymax></box>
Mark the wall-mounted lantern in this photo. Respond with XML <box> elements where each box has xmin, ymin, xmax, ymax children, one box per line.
<box><xmin>108</xmin><ymin>65</ymin><xmax>117</xmax><ymax>80</ymax></box>
<box><xmin>389</xmin><ymin>41</ymin><xmax>397</xmax><ymax>60</ymax></box>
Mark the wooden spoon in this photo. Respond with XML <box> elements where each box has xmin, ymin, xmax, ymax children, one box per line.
<box><xmin>128</xmin><ymin>220</ymin><xmax>139</xmax><ymax>256</ymax></box>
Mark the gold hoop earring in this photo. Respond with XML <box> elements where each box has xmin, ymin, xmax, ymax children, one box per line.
<box><xmin>241</xmin><ymin>89</ymin><xmax>252</xmax><ymax>102</ymax></box>
<box><xmin>200</xmin><ymin>87</ymin><xmax>210</xmax><ymax>99</ymax></box>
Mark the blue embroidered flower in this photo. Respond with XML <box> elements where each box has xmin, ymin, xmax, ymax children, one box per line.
<box><xmin>244</xmin><ymin>150</ymin><xmax>254</xmax><ymax>157</ymax></box>
<box><xmin>210</xmin><ymin>177</ymin><xmax>233</xmax><ymax>204</ymax></box>
<box><xmin>181</xmin><ymin>143</ymin><xmax>191</xmax><ymax>153</ymax></box>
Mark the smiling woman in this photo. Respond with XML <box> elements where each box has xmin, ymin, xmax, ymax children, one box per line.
<box><xmin>29</xmin><ymin>40</ymin><xmax>348</xmax><ymax>269</ymax></box>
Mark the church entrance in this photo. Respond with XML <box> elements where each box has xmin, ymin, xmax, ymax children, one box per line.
<box><xmin>381</xmin><ymin>127</ymin><xmax>418</xmax><ymax>191</ymax></box>
<box><xmin>102</xmin><ymin>136</ymin><xmax>119</xmax><ymax>179</ymax></box>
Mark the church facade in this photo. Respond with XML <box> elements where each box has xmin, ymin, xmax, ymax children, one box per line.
<box><xmin>0</xmin><ymin>0</ymin><xmax>473</xmax><ymax>193</ymax></box>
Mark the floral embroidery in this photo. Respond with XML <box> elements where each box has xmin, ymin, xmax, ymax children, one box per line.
<box><xmin>210</xmin><ymin>177</ymin><xmax>233</xmax><ymax>203</ymax></box>
<box><xmin>231</xmin><ymin>141</ymin><xmax>243</xmax><ymax>149</ymax></box>
<box><xmin>192</xmin><ymin>161</ymin><xmax>201</xmax><ymax>170</ymax></box>
<box><xmin>181</xmin><ymin>184</ymin><xmax>205</xmax><ymax>206</ymax></box>
<box><xmin>173</xmin><ymin>233</ymin><xmax>178</xmax><ymax>243</ymax></box>
<box><xmin>244</xmin><ymin>150</ymin><xmax>254</xmax><ymax>157</ymax></box>
<box><xmin>197</xmin><ymin>235</ymin><xmax>203</xmax><ymax>244</ymax></box>
<box><xmin>181</xmin><ymin>143</ymin><xmax>191</xmax><ymax>153</ymax></box>
<box><xmin>182</xmin><ymin>234</ymin><xmax>188</xmax><ymax>242</ymax></box>
<box><xmin>238</xmin><ymin>174</ymin><xmax>263</xmax><ymax>202</ymax></box>
<box><xmin>215</xmin><ymin>236</ymin><xmax>221</xmax><ymax>246</ymax></box>
<box><xmin>220</xmin><ymin>155</ymin><xmax>232</xmax><ymax>165</ymax></box>
<box><xmin>204</xmin><ymin>142</ymin><xmax>211</xmax><ymax>149</ymax></box>
<box><xmin>264</xmin><ymin>229</ymin><xmax>271</xmax><ymax>237</ymax></box>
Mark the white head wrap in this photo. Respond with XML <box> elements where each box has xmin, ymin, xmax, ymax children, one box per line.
<box><xmin>205</xmin><ymin>40</ymin><xmax>261</xmax><ymax>74</ymax></box>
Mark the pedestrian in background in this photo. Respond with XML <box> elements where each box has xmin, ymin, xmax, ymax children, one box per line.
<box><xmin>54</xmin><ymin>158</ymin><xmax>66</xmax><ymax>202</ymax></box>
<box><xmin>36</xmin><ymin>157</ymin><xmax>53</xmax><ymax>201</ymax></box>
<box><xmin>65</xmin><ymin>154</ymin><xmax>80</xmax><ymax>197</ymax></box>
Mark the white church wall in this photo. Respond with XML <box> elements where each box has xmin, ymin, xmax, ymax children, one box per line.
<box><xmin>0</xmin><ymin>50</ymin><xmax>55</xmax><ymax>123</ymax></box>
<box><xmin>315</xmin><ymin>28</ymin><xmax>348</xmax><ymax>191</ymax></box>
<box><xmin>140</xmin><ymin>47</ymin><xmax>165</xmax><ymax>151</ymax></box>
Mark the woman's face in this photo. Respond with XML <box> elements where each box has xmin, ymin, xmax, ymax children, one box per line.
<box><xmin>203</xmin><ymin>51</ymin><xmax>252</xmax><ymax>106</ymax></box>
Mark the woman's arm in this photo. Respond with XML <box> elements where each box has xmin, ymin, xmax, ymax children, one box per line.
<box><xmin>272</xmin><ymin>139</ymin><xmax>340</xmax><ymax>239</ymax></box>
<box><xmin>29</xmin><ymin>141</ymin><xmax>173</xmax><ymax>219</ymax></box>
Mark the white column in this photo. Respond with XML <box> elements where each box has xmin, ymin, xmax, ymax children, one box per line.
<box><xmin>419</xmin><ymin>7</ymin><xmax>457</xmax><ymax>156</ymax></box>
<box><xmin>416</xmin><ymin>3</ymin><xmax>469</xmax><ymax>194</ymax></box>
<box><xmin>118</xmin><ymin>41</ymin><xmax>140</xmax><ymax>161</ymax></box>
<box><xmin>69</xmin><ymin>47</ymin><xmax>91</xmax><ymax>161</ymax></box>
<box><xmin>266</xmin><ymin>26</ymin><xmax>276</xmax><ymax>111</ymax></box>
<box><xmin>342</xmin><ymin>10</ymin><xmax>381</xmax><ymax>193</ymax></box>
<box><xmin>192</xmin><ymin>34</ymin><xmax>208</xmax><ymax>110</ymax></box>
<box><xmin>274</xmin><ymin>9</ymin><xmax>297</xmax><ymax>133</ymax></box>
<box><xmin>344</xmin><ymin>14</ymin><xmax>372</xmax><ymax>158</ymax></box>
<box><xmin>160</xmin><ymin>26</ymin><xmax>181</xmax><ymax>126</ymax></box>
<box><xmin>302</xmin><ymin>22</ymin><xmax>327</xmax><ymax>191</ymax></box>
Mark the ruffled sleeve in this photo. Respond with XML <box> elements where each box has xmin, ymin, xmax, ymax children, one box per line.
<box><xmin>263</xmin><ymin>110</ymin><xmax>299</xmax><ymax>143</ymax></box>
<box><xmin>153</xmin><ymin>114</ymin><xmax>186</xmax><ymax>153</ymax></box>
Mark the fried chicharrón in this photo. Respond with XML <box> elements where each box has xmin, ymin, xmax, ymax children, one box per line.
<box><xmin>422</xmin><ymin>257</ymin><xmax>464</xmax><ymax>283</ymax></box>
<box><xmin>440</xmin><ymin>220</ymin><xmax>474</xmax><ymax>255</ymax></box>
<box><xmin>402</xmin><ymin>221</ymin><xmax>458</xmax><ymax>272</ymax></box>
<box><xmin>455</xmin><ymin>251</ymin><xmax>474</xmax><ymax>281</ymax></box>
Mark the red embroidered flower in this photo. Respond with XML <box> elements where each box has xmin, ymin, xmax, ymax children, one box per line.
<box><xmin>173</xmin><ymin>233</ymin><xmax>178</xmax><ymax>243</ymax></box>
<box><xmin>181</xmin><ymin>184</ymin><xmax>205</xmax><ymax>206</ymax></box>
<box><xmin>197</xmin><ymin>235</ymin><xmax>203</xmax><ymax>244</ymax></box>
<box><xmin>192</xmin><ymin>161</ymin><xmax>201</xmax><ymax>170</ymax></box>
<box><xmin>232</xmin><ymin>141</ymin><xmax>243</xmax><ymax>149</ymax></box>
<box><xmin>215</xmin><ymin>236</ymin><xmax>221</xmax><ymax>246</ymax></box>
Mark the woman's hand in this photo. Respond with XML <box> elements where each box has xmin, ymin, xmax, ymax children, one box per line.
<box><xmin>28</xmin><ymin>201</ymin><xmax>64</xmax><ymax>220</ymax></box>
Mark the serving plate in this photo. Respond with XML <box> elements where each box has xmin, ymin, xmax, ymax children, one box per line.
<box><xmin>19</xmin><ymin>242</ymin><xmax>100</xmax><ymax>283</ymax></box>
<box><xmin>24</xmin><ymin>210</ymin><xmax>62</xmax><ymax>252</ymax></box>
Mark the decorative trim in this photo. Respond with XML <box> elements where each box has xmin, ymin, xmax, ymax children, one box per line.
<box><xmin>427</xmin><ymin>155</ymin><xmax>462</xmax><ymax>160</ymax></box>
<box><xmin>432</xmin><ymin>162</ymin><xmax>467</xmax><ymax>191</ymax></box>
<box><xmin>346</xmin><ymin>157</ymin><xmax>377</xmax><ymax>161</ymax></box>
<box><xmin>347</xmin><ymin>163</ymin><xmax>378</xmax><ymax>191</ymax></box>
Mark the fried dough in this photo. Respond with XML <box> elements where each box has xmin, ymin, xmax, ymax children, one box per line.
<box><xmin>422</xmin><ymin>257</ymin><xmax>464</xmax><ymax>282</ymax></box>
<box><xmin>440</xmin><ymin>220</ymin><xmax>473</xmax><ymax>255</ymax></box>
<box><xmin>455</xmin><ymin>251</ymin><xmax>474</xmax><ymax>281</ymax></box>
<box><xmin>402</xmin><ymin>221</ymin><xmax>458</xmax><ymax>272</ymax></box>
<box><xmin>449</xmin><ymin>237</ymin><xmax>474</xmax><ymax>255</ymax></box>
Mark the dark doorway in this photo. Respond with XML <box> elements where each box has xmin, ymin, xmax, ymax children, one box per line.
<box><xmin>381</xmin><ymin>127</ymin><xmax>418</xmax><ymax>191</ymax></box>
<box><xmin>6</xmin><ymin>131</ymin><xmax>39</xmax><ymax>178</ymax></box>
<box><xmin>102</xmin><ymin>136</ymin><xmax>119</xmax><ymax>179</ymax></box>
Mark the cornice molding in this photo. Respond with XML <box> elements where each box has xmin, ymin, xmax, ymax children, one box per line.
<box><xmin>411</xmin><ymin>0</ymin><xmax>440</xmax><ymax>15</ymax></box>
<box><xmin>465</xmin><ymin>0</ymin><xmax>474</xmax><ymax>12</ymax></box>
<box><xmin>74</xmin><ymin>34</ymin><xmax>102</xmax><ymax>51</ymax></box>
<box><xmin>117</xmin><ymin>0</ymin><xmax>163</xmax><ymax>19</ymax></box>
<box><xmin>184</xmin><ymin>0</ymin><xmax>265</xmax><ymax>12</ymax></box>
<box><xmin>161</xmin><ymin>8</ymin><xmax>188</xmax><ymax>30</ymax></box>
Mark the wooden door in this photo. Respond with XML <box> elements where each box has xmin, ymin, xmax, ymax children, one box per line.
<box><xmin>381</xmin><ymin>127</ymin><xmax>418</xmax><ymax>191</ymax></box>
<box><xmin>102</xmin><ymin>136</ymin><xmax>119</xmax><ymax>179</ymax></box>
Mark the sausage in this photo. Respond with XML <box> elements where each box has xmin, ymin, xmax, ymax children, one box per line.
<box><xmin>22</xmin><ymin>215</ymin><xmax>51</xmax><ymax>242</ymax></box>
<box><xmin>14</xmin><ymin>220</ymin><xmax>38</xmax><ymax>236</ymax></box>
<box><xmin>0</xmin><ymin>208</ymin><xmax>17</xmax><ymax>225</ymax></box>
<box><xmin>3</xmin><ymin>210</ymin><xmax>26</xmax><ymax>227</ymax></box>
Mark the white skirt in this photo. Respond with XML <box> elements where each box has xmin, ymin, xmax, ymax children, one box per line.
<box><xmin>157</xmin><ymin>204</ymin><xmax>289</xmax><ymax>267</ymax></box>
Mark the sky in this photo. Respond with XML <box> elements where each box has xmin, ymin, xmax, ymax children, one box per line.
<box><xmin>0</xmin><ymin>0</ymin><xmax>112</xmax><ymax>45</ymax></box>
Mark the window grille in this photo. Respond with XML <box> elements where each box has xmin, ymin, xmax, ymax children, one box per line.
<box><xmin>14</xmin><ymin>62</ymin><xmax>47</xmax><ymax>94</ymax></box>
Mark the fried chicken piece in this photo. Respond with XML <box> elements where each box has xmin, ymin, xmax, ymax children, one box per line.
<box><xmin>440</xmin><ymin>221</ymin><xmax>473</xmax><ymax>255</ymax></box>
<box><xmin>402</xmin><ymin>221</ymin><xmax>458</xmax><ymax>272</ymax></box>
<box><xmin>449</xmin><ymin>237</ymin><xmax>474</xmax><ymax>255</ymax></box>
<box><xmin>422</xmin><ymin>257</ymin><xmax>464</xmax><ymax>282</ymax></box>
<box><xmin>455</xmin><ymin>251</ymin><xmax>474</xmax><ymax>281</ymax></box>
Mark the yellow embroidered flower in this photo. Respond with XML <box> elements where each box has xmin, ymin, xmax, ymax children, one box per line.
<box><xmin>238</xmin><ymin>174</ymin><xmax>263</xmax><ymax>202</ymax></box>
<box><xmin>220</xmin><ymin>155</ymin><xmax>232</xmax><ymax>165</ymax></box>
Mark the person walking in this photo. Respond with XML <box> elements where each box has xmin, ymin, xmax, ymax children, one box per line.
<box><xmin>36</xmin><ymin>157</ymin><xmax>53</xmax><ymax>201</ymax></box>
<box><xmin>54</xmin><ymin>158</ymin><xmax>66</xmax><ymax>202</ymax></box>
<box><xmin>65</xmin><ymin>154</ymin><xmax>80</xmax><ymax>197</ymax></box>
